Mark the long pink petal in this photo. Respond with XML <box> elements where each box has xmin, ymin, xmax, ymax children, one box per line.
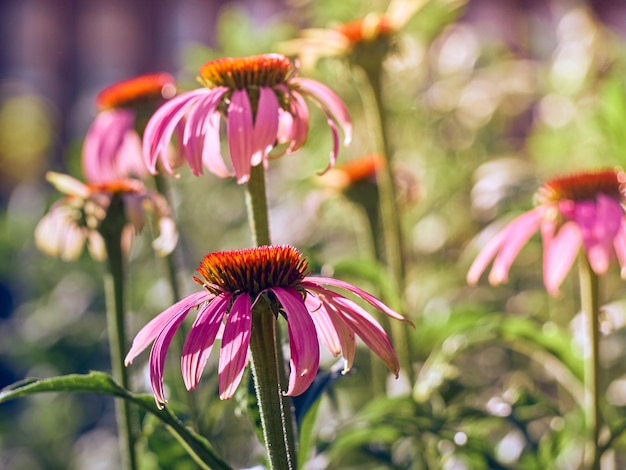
<box><xmin>326</xmin><ymin>295</ymin><xmax>399</xmax><ymax>377</ymax></box>
<box><xmin>272</xmin><ymin>287</ymin><xmax>320</xmax><ymax>396</ymax></box>
<box><xmin>183</xmin><ymin>88</ymin><xmax>227</xmax><ymax>175</ymax></box>
<box><xmin>488</xmin><ymin>208</ymin><xmax>542</xmax><ymax>284</ymax></box>
<box><xmin>83</xmin><ymin>109</ymin><xmax>135</xmax><ymax>183</ymax></box>
<box><xmin>574</xmin><ymin>196</ymin><xmax>622</xmax><ymax>274</ymax></box>
<box><xmin>306</xmin><ymin>295</ymin><xmax>356</xmax><ymax>373</ymax></box>
<box><xmin>303</xmin><ymin>278</ymin><xmax>410</xmax><ymax>324</ymax></box>
<box><xmin>227</xmin><ymin>90</ymin><xmax>255</xmax><ymax>183</ymax></box>
<box><xmin>218</xmin><ymin>294</ymin><xmax>252</xmax><ymax>399</ymax></box>
<box><xmin>125</xmin><ymin>290</ymin><xmax>212</xmax><ymax>366</ymax></box>
<box><xmin>251</xmin><ymin>88</ymin><xmax>280</xmax><ymax>166</ymax></box>
<box><xmin>292</xmin><ymin>77</ymin><xmax>352</xmax><ymax>145</ymax></box>
<box><xmin>614</xmin><ymin>219</ymin><xmax>626</xmax><ymax>277</ymax></box>
<box><xmin>277</xmin><ymin>85</ymin><xmax>310</xmax><ymax>153</ymax></box>
<box><xmin>117</xmin><ymin>130</ymin><xmax>147</xmax><ymax>180</ymax></box>
<box><xmin>181</xmin><ymin>294</ymin><xmax>231</xmax><ymax>391</ymax></box>
<box><xmin>142</xmin><ymin>89</ymin><xmax>209</xmax><ymax>174</ymax></box>
<box><xmin>202</xmin><ymin>112</ymin><xmax>233</xmax><ymax>178</ymax></box>
<box><xmin>542</xmin><ymin>220</ymin><xmax>581</xmax><ymax>296</ymax></box>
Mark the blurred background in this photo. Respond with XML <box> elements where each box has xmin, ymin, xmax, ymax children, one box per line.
<box><xmin>4</xmin><ymin>0</ymin><xmax>626</xmax><ymax>468</ymax></box>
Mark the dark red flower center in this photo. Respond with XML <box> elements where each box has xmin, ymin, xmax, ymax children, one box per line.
<box><xmin>194</xmin><ymin>245</ymin><xmax>309</xmax><ymax>295</ymax></box>
<box><xmin>96</xmin><ymin>73</ymin><xmax>176</xmax><ymax>110</ymax></box>
<box><xmin>335</xmin><ymin>14</ymin><xmax>394</xmax><ymax>44</ymax></box>
<box><xmin>536</xmin><ymin>169</ymin><xmax>622</xmax><ymax>204</ymax></box>
<box><xmin>199</xmin><ymin>54</ymin><xmax>293</xmax><ymax>90</ymax></box>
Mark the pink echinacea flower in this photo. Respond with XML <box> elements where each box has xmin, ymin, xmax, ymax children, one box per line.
<box><xmin>467</xmin><ymin>169</ymin><xmax>626</xmax><ymax>296</ymax></box>
<box><xmin>143</xmin><ymin>53</ymin><xmax>352</xmax><ymax>184</ymax></box>
<box><xmin>83</xmin><ymin>73</ymin><xmax>177</xmax><ymax>183</ymax></box>
<box><xmin>35</xmin><ymin>172</ymin><xmax>178</xmax><ymax>260</ymax></box>
<box><xmin>125</xmin><ymin>245</ymin><xmax>410</xmax><ymax>406</ymax></box>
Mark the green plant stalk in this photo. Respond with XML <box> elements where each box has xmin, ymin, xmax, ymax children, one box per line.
<box><xmin>358</xmin><ymin>62</ymin><xmax>414</xmax><ymax>386</ymax></box>
<box><xmin>579</xmin><ymin>256</ymin><xmax>601</xmax><ymax>470</ymax></box>
<box><xmin>100</xmin><ymin>196</ymin><xmax>138</xmax><ymax>470</ymax></box>
<box><xmin>245</xmin><ymin>164</ymin><xmax>297</xmax><ymax>469</ymax></box>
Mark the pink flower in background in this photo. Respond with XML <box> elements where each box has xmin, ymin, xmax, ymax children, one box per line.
<box><xmin>467</xmin><ymin>169</ymin><xmax>626</xmax><ymax>295</ymax></box>
<box><xmin>83</xmin><ymin>73</ymin><xmax>177</xmax><ymax>183</ymax></box>
<box><xmin>143</xmin><ymin>53</ymin><xmax>352</xmax><ymax>184</ymax></box>
<box><xmin>35</xmin><ymin>172</ymin><xmax>178</xmax><ymax>260</ymax></box>
<box><xmin>125</xmin><ymin>245</ymin><xmax>409</xmax><ymax>406</ymax></box>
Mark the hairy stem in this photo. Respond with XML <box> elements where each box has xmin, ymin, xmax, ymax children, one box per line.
<box><xmin>245</xmin><ymin>164</ymin><xmax>297</xmax><ymax>468</ymax></box>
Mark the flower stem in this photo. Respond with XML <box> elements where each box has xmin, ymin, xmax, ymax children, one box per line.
<box><xmin>100</xmin><ymin>196</ymin><xmax>138</xmax><ymax>470</ymax></box>
<box><xmin>245</xmin><ymin>164</ymin><xmax>297</xmax><ymax>469</ymax></box>
<box><xmin>245</xmin><ymin>164</ymin><xmax>271</xmax><ymax>246</ymax></box>
<box><xmin>358</xmin><ymin>62</ymin><xmax>413</xmax><ymax>386</ymax></box>
<box><xmin>249</xmin><ymin>299</ymin><xmax>295</xmax><ymax>470</ymax></box>
<box><xmin>578</xmin><ymin>256</ymin><xmax>601</xmax><ymax>470</ymax></box>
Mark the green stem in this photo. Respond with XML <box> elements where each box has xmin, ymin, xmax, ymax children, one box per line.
<box><xmin>245</xmin><ymin>164</ymin><xmax>297</xmax><ymax>469</ymax></box>
<box><xmin>245</xmin><ymin>165</ymin><xmax>272</xmax><ymax>246</ymax></box>
<box><xmin>100</xmin><ymin>197</ymin><xmax>138</xmax><ymax>470</ymax></box>
<box><xmin>358</xmin><ymin>63</ymin><xmax>414</xmax><ymax>386</ymax></box>
<box><xmin>249</xmin><ymin>299</ymin><xmax>295</xmax><ymax>470</ymax></box>
<box><xmin>579</xmin><ymin>256</ymin><xmax>601</xmax><ymax>470</ymax></box>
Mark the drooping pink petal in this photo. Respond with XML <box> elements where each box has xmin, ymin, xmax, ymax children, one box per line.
<box><xmin>304</xmin><ymin>296</ymin><xmax>341</xmax><ymax>356</ymax></box>
<box><xmin>83</xmin><ymin>109</ymin><xmax>137</xmax><ymax>183</ymax></box>
<box><xmin>325</xmin><ymin>295</ymin><xmax>400</xmax><ymax>377</ymax></box>
<box><xmin>116</xmin><ymin>130</ymin><xmax>147</xmax><ymax>180</ymax></box>
<box><xmin>218</xmin><ymin>294</ymin><xmax>252</xmax><ymax>399</ymax></box>
<box><xmin>271</xmin><ymin>287</ymin><xmax>320</xmax><ymax>396</ymax></box>
<box><xmin>183</xmin><ymin>88</ymin><xmax>228</xmax><ymax>176</ymax></box>
<box><xmin>250</xmin><ymin>87</ymin><xmax>280</xmax><ymax>167</ymax></box>
<box><xmin>143</xmin><ymin>292</ymin><xmax>213</xmax><ymax>406</ymax></box>
<box><xmin>227</xmin><ymin>89</ymin><xmax>255</xmax><ymax>183</ymax></box>
<box><xmin>306</xmin><ymin>294</ymin><xmax>356</xmax><ymax>373</ymax></box>
<box><xmin>613</xmin><ymin>219</ymin><xmax>626</xmax><ymax>278</ymax></box>
<box><xmin>201</xmin><ymin>112</ymin><xmax>233</xmax><ymax>178</ymax></box>
<box><xmin>125</xmin><ymin>290</ymin><xmax>212</xmax><ymax>366</ymax></box>
<box><xmin>143</xmin><ymin>89</ymin><xmax>210</xmax><ymax>174</ymax></box>
<box><xmin>278</xmin><ymin>85</ymin><xmax>310</xmax><ymax>153</ymax></box>
<box><xmin>574</xmin><ymin>196</ymin><xmax>622</xmax><ymax>275</ymax></box>
<box><xmin>487</xmin><ymin>208</ymin><xmax>543</xmax><ymax>285</ymax></box>
<box><xmin>291</xmin><ymin>77</ymin><xmax>352</xmax><ymax>145</ymax></box>
<box><xmin>181</xmin><ymin>293</ymin><xmax>231</xmax><ymax>391</ymax></box>
<box><xmin>303</xmin><ymin>278</ymin><xmax>409</xmax><ymax>323</ymax></box>
<box><xmin>542</xmin><ymin>220</ymin><xmax>582</xmax><ymax>296</ymax></box>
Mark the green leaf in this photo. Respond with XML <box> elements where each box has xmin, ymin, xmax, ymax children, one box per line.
<box><xmin>297</xmin><ymin>396</ymin><xmax>322</xmax><ymax>470</ymax></box>
<box><xmin>0</xmin><ymin>371</ymin><xmax>233</xmax><ymax>470</ymax></box>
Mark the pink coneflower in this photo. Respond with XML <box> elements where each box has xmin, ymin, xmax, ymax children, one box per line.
<box><xmin>125</xmin><ymin>245</ymin><xmax>409</xmax><ymax>405</ymax></box>
<box><xmin>467</xmin><ymin>169</ymin><xmax>626</xmax><ymax>295</ymax></box>
<box><xmin>83</xmin><ymin>73</ymin><xmax>177</xmax><ymax>183</ymax></box>
<box><xmin>35</xmin><ymin>172</ymin><xmax>177</xmax><ymax>260</ymax></box>
<box><xmin>143</xmin><ymin>53</ymin><xmax>352</xmax><ymax>184</ymax></box>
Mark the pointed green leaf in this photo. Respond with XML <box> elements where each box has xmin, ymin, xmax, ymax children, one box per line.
<box><xmin>0</xmin><ymin>371</ymin><xmax>233</xmax><ymax>470</ymax></box>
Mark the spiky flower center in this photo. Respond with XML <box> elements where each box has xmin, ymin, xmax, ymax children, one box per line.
<box><xmin>335</xmin><ymin>14</ymin><xmax>393</xmax><ymax>44</ymax></box>
<box><xmin>199</xmin><ymin>54</ymin><xmax>293</xmax><ymax>90</ymax></box>
<box><xmin>96</xmin><ymin>73</ymin><xmax>176</xmax><ymax>110</ymax></box>
<box><xmin>88</xmin><ymin>179</ymin><xmax>146</xmax><ymax>195</ymax></box>
<box><xmin>194</xmin><ymin>245</ymin><xmax>309</xmax><ymax>296</ymax></box>
<box><xmin>535</xmin><ymin>169</ymin><xmax>622</xmax><ymax>204</ymax></box>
